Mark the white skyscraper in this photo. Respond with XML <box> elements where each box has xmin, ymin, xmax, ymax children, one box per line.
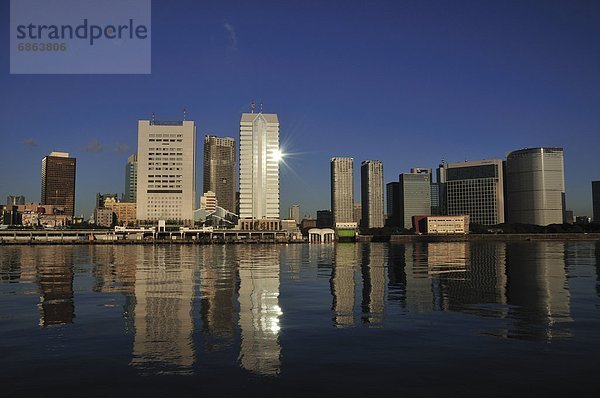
<box><xmin>136</xmin><ymin>119</ymin><xmax>196</xmax><ymax>224</ymax></box>
<box><xmin>361</xmin><ymin>160</ymin><xmax>385</xmax><ymax>229</ymax></box>
<box><xmin>331</xmin><ymin>157</ymin><xmax>354</xmax><ymax>226</ymax></box>
<box><xmin>239</xmin><ymin>112</ymin><xmax>280</xmax><ymax>220</ymax></box>
<box><xmin>506</xmin><ymin>147</ymin><xmax>565</xmax><ymax>225</ymax></box>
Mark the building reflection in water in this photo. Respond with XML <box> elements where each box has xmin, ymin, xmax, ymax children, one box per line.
<box><xmin>437</xmin><ymin>242</ymin><xmax>506</xmax><ymax>317</ymax></box>
<box><xmin>331</xmin><ymin>243</ymin><xmax>358</xmax><ymax>327</ymax></box>
<box><xmin>130</xmin><ymin>246</ymin><xmax>195</xmax><ymax>374</ymax></box>
<box><xmin>387</xmin><ymin>244</ymin><xmax>407</xmax><ymax>308</ymax></box>
<box><xmin>200</xmin><ymin>245</ymin><xmax>237</xmax><ymax>352</ymax></box>
<box><xmin>89</xmin><ymin>246</ymin><xmax>139</xmax><ymax>334</ymax></box>
<box><xmin>405</xmin><ymin>243</ymin><xmax>435</xmax><ymax>312</ymax></box>
<box><xmin>360</xmin><ymin>243</ymin><xmax>386</xmax><ymax>326</ymax></box>
<box><xmin>36</xmin><ymin>246</ymin><xmax>75</xmax><ymax>326</ymax></box>
<box><xmin>237</xmin><ymin>246</ymin><xmax>281</xmax><ymax>376</ymax></box>
<box><xmin>426</xmin><ymin>242</ymin><xmax>469</xmax><ymax>277</ymax></box>
<box><xmin>505</xmin><ymin>241</ymin><xmax>571</xmax><ymax>341</ymax></box>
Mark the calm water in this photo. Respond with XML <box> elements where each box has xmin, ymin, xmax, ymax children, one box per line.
<box><xmin>1</xmin><ymin>241</ymin><xmax>599</xmax><ymax>396</ymax></box>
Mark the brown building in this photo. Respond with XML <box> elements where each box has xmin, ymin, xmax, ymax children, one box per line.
<box><xmin>41</xmin><ymin>152</ymin><xmax>76</xmax><ymax>217</ymax></box>
<box><xmin>203</xmin><ymin>135</ymin><xmax>236</xmax><ymax>214</ymax></box>
<box><xmin>104</xmin><ymin>200</ymin><xmax>137</xmax><ymax>226</ymax></box>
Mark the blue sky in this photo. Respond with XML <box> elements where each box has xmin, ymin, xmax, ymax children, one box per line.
<box><xmin>1</xmin><ymin>0</ymin><xmax>599</xmax><ymax>219</ymax></box>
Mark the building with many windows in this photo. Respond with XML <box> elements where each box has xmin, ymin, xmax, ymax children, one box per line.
<box><xmin>203</xmin><ymin>135</ymin><xmax>236</xmax><ymax>214</ymax></box>
<box><xmin>439</xmin><ymin>159</ymin><xmax>505</xmax><ymax>225</ymax></box>
<box><xmin>125</xmin><ymin>153</ymin><xmax>138</xmax><ymax>202</ymax></box>
<box><xmin>41</xmin><ymin>152</ymin><xmax>76</xmax><ymax>217</ymax></box>
<box><xmin>239</xmin><ymin>112</ymin><xmax>280</xmax><ymax>220</ymax></box>
<box><xmin>317</xmin><ymin>210</ymin><xmax>333</xmax><ymax>228</ymax></box>
<box><xmin>331</xmin><ymin>157</ymin><xmax>354</xmax><ymax>226</ymax></box>
<box><xmin>399</xmin><ymin>171</ymin><xmax>431</xmax><ymax>229</ymax></box>
<box><xmin>353</xmin><ymin>203</ymin><xmax>362</xmax><ymax>226</ymax></box>
<box><xmin>136</xmin><ymin>119</ymin><xmax>196</xmax><ymax>225</ymax></box>
<box><xmin>506</xmin><ymin>147</ymin><xmax>565</xmax><ymax>225</ymax></box>
<box><xmin>94</xmin><ymin>207</ymin><xmax>115</xmax><ymax>228</ymax></box>
<box><xmin>386</xmin><ymin>182</ymin><xmax>400</xmax><ymax>227</ymax></box>
<box><xmin>104</xmin><ymin>199</ymin><xmax>137</xmax><ymax>226</ymax></box>
<box><xmin>361</xmin><ymin>160</ymin><xmax>385</xmax><ymax>229</ymax></box>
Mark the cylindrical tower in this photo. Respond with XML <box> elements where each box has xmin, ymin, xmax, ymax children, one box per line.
<box><xmin>506</xmin><ymin>147</ymin><xmax>565</xmax><ymax>225</ymax></box>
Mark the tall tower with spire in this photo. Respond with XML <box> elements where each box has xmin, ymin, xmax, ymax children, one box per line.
<box><xmin>238</xmin><ymin>104</ymin><xmax>280</xmax><ymax>220</ymax></box>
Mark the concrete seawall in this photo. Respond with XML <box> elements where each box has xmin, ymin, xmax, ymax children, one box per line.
<box><xmin>2</xmin><ymin>231</ymin><xmax>600</xmax><ymax>245</ymax></box>
<box><xmin>386</xmin><ymin>233</ymin><xmax>600</xmax><ymax>243</ymax></box>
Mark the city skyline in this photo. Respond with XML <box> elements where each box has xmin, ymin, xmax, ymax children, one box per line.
<box><xmin>2</xmin><ymin>1</ymin><xmax>600</xmax><ymax>218</ymax></box>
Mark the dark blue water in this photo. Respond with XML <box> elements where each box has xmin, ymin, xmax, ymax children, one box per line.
<box><xmin>1</xmin><ymin>241</ymin><xmax>599</xmax><ymax>396</ymax></box>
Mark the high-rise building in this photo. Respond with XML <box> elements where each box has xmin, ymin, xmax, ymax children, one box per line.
<box><xmin>316</xmin><ymin>210</ymin><xmax>333</xmax><ymax>228</ymax></box>
<box><xmin>353</xmin><ymin>203</ymin><xmax>362</xmax><ymax>226</ymax></box>
<box><xmin>203</xmin><ymin>135</ymin><xmax>236</xmax><ymax>214</ymax></box>
<box><xmin>41</xmin><ymin>152</ymin><xmax>76</xmax><ymax>217</ymax></box>
<box><xmin>125</xmin><ymin>153</ymin><xmax>138</xmax><ymax>203</ymax></box>
<box><xmin>289</xmin><ymin>204</ymin><xmax>300</xmax><ymax>224</ymax></box>
<box><xmin>593</xmin><ymin>181</ymin><xmax>600</xmax><ymax>222</ymax></box>
<box><xmin>439</xmin><ymin>159</ymin><xmax>505</xmax><ymax>225</ymax></box>
<box><xmin>361</xmin><ymin>160</ymin><xmax>384</xmax><ymax>229</ymax></box>
<box><xmin>386</xmin><ymin>182</ymin><xmax>400</xmax><ymax>227</ymax></box>
<box><xmin>506</xmin><ymin>148</ymin><xmax>565</xmax><ymax>225</ymax></box>
<box><xmin>430</xmin><ymin>182</ymin><xmax>441</xmax><ymax>215</ymax></box>
<box><xmin>7</xmin><ymin>195</ymin><xmax>25</xmax><ymax>206</ymax></box>
<box><xmin>399</xmin><ymin>171</ymin><xmax>431</xmax><ymax>229</ymax></box>
<box><xmin>239</xmin><ymin>112</ymin><xmax>280</xmax><ymax>220</ymax></box>
<box><xmin>136</xmin><ymin>119</ymin><xmax>196</xmax><ymax>224</ymax></box>
<box><xmin>331</xmin><ymin>157</ymin><xmax>354</xmax><ymax>226</ymax></box>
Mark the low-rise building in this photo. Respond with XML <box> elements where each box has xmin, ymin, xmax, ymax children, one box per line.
<box><xmin>94</xmin><ymin>207</ymin><xmax>115</xmax><ymax>228</ymax></box>
<box><xmin>300</xmin><ymin>218</ymin><xmax>317</xmax><ymax>235</ymax></box>
<box><xmin>414</xmin><ymin>215</ymin><xmax>470</xmax><ymax>235</ymax></box>
<box><xmin>104</xmin><ymin>200</ymin><xmax>137</xmax><ymax>226</ymax></box>
<box><xmin>18</xmin><ymin>203</ymin><xmax>69</xmax><ymax>227</ymax></box>
<box><xmin>238</xmin><ymin>219</ymin><xmax>281</xmax><ymax>231</ymax></box>
<box><xmin>426</xmin><ymin>215</ymin><xmax>469</xmax><ymax>235</ymax></box>
<box><xmin>281</xmin><ymin>219</ymin><xmax>303</xmax><ymax>240</ymax></box>
<box><xmin>335</xmin><ymin>222</ymin><xmax>358</xmax><ymax>242</ymax></box>
<box><xmin>1</xmin><ymin>205</ymin><xmax>21</xmax><ymax>225</ymax></box>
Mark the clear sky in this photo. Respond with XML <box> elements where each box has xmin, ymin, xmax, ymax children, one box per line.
<box><xmin>1</xmin><ymin>0</ymin><xmax>599</xmax><ymax>219</ymax></box>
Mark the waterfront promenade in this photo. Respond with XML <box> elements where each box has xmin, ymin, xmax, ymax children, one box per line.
<box><xmin>2</xmin><ymin>229</ymin><xmax>600</xmax><ymax>245</ymax></box>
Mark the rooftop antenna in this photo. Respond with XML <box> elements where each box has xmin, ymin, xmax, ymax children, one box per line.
<box><xmin>183</xmin><ymin>108</ymin><xmax>187</xmax><ymax>121</ymax></box>
<box><xmin>251</xmin><ymin>98</ymin><xmax>255</xmax><ymax>113</ymax></box>
<box><xmin>260</xmin><ymin>99</ymin><xmax>263</xmax><ymax>113</ymax></box>
<box><xmin>151</xmin><ymin>112</ymin><xmax>155</xmax><ymax>125</ymax></box>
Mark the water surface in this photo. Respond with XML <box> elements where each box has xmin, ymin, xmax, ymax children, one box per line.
<box><xmin>1</xmin><ymin>241</ymin><xmax>599</xmax><ymax>396</ymax></box>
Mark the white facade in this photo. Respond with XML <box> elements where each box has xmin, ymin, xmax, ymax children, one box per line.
<box><xmin>136</xmin><ymin>120</ymin><xmax>196</xmax><ymax>224</ymax></box>
<box><xmin>239</xmin><ymin>113</ymin><xmax>280</xmax><ymax>220</ymax></box>
<box><xmin>331</xmin><ymin>157</ymin><xmax>354</xmax><ymax>225</ymax></box>
<box><xmin>361</xmin><ymin>160</ymin><xmax>385</xmax><ymax>228</ymax></box>
<box><xmin>426</xmin><ymin>215</ymin><xmax>470</xmax><ymax>234</ymax></box>
<box><xmin>506</xmin><ymin>147</ymin><xmax>565</xmax><ymax>226</ymax></box>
